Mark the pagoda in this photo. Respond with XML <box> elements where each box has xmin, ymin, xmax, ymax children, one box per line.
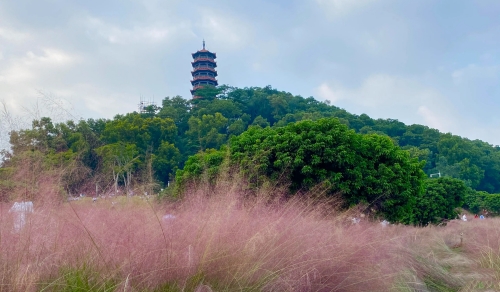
<box><xmin>190</xmin><ymin>40</ymin><xmax>218</xmax><ymax>98</ymax></box>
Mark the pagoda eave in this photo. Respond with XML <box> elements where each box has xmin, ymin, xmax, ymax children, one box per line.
<box><xmin>192</xmin><ymin>72</ymin><xmax>218</xmax><ymax>78</ymax></box>
<box><xmin>192</xmin><ymin>58</ymin><xmax>217</xmax><ymax>64</ymax></box>
<box><xmin>192</xmin><ymin>50</ymin><xmax>217</xmax><ymax>58</ymax></box>
<box><xmin>191</xmin><ymin>67</ymin><xmax>217</xmax><ymax>74</ymax></box>
<box><xmin>191</xmin><ymin>81</ymin><xmax>218</xmax><ymax>86</ymax></box>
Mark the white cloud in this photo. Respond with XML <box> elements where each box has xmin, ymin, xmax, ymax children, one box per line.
<box><xmin>316</xmin><ymin>82</ymin><xmax>340</xmax><ymax>103</ymax></box>
<box><xmin>452</xmin><ymin>63</ymin><xmax>500</xmax><ymax>85</ymax></box>
<box><xmin>197</xmin><ymin>10</ymin><xmax>253</xmax><ymax>50</ymax></box>
<box><xmin>0</xmin><ymin>0</ymin><xmax>499</xmax><ymax>147</ymax></box>
<box><xmin>0</xmin><ymin>27</ymin><xmax>31</xmax><ymax>42</ymax></box>
<box><xmin>0</xmin><ymin>48</ymin><xmax>81</xmax><ymax>120</ymax></box>
<box><xmin>417</xmin><ymin>106</ymin><xmax>451</xmax><ymax>130</ymax></box>
<box><xmin>317</xmin><ymin>74</ymin><xmax>434</xmax><ymax>107</ymax></box>
<box><xmin>315</xmin><ymin>0</ymin><xmax>377</xmax><ymax>16</ymax></box>
<box><xmin>315</xmin><ymin>74</ymin><xmax>457</xmax><ymax>132</ymax></box>
<box><xmin>315</xmin><ymin>73</ymin><xmax>500</xmax><ymax>144</ymax></box>
<box><xmin>83</xmin><ymin>16</ymin><xmax>188</xmax><ymax>45</ymax></box>
<box><xmin>63</xmin><ymin>83</ymin><xmax>137</xmax><ymax>118</ymax></box>
<box><xmin>27</xmin><ymin>49</ymin><xmax>76</xmax><ymax>66</ymax></box>
<box><xmin>0</xmin><ymin>49</ymin><xmax>78</xmax><ymax>84</ymax></box>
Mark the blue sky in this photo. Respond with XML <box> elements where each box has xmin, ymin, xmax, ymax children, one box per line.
<box><xmin>0</xmin><ymin>0</ymin><xmax>499</xmax><ymax>146</ymax></box>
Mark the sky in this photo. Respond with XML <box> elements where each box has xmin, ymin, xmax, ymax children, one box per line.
<box><xmin>1</xmin><ymin>0</ymin><xmax>500</xmax><ymax>146</ymax></box>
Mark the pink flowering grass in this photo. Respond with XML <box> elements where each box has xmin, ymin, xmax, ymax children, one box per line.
<box><xmin>1</xmin><ymin>180</ymin><xmax>500</xmax><ymax>291</ymax></box>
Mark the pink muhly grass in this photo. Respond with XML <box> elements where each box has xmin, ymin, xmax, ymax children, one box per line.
<box><xmin>9</xmin><ymin>178</ymin><xmax>500</xmax><ymax>291</ymax></box>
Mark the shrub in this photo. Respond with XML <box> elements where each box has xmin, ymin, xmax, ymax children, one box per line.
<box><xmin>174</xmin><ymin>147</ymin><xmax>227</xmax><ymax>196</ymax></box>
<box><xmin>179</xmin><ymin>118</ymin><xmax>426</xmax><ymax>223</ymax></box>
<box><xmin>464</xmin><ymin>190</ymin><xmax>500</xmax><ymax>215</ymax></box>
<box><xmin>414</xmin><ymin>177</ymin><xmax>468</xmax><ymax>225</ymax></box>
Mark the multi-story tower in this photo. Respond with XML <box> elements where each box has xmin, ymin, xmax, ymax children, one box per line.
<box><xmin>191</xmin><ymin>40</ymin><xmax>218</xmax><ymax>98</ymax></box>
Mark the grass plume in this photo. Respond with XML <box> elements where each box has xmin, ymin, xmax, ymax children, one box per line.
<box><xmin>1</xmin><ymin>176</ymin><xmax>500</xmax><ymax>291</ymax></box>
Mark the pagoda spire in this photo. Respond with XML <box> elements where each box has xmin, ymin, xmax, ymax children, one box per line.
<box><xmin>203</xmin><ymin>39</ymin><xmax>205</xmax><ymax>50</ymax></box>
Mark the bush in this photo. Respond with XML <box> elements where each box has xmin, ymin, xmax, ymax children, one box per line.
<box><xmin>174</xmin><ymin>147</ymin><xmax>227</xmax><ymax>196</ymax></box>
<box><xmin>230</xmin><ymin>118</ymin><xmax>427</xmax><ymax>223</ymax></box>
<box><xmin>178</xmin><ymin>118</ymin><xmax>426</xmax><ymax>223</ymax></box>
<box><xmin>414</xmin><ymin>177</ymin><xmax>468</xmax><ymax>225</ymax></box>
<box><xmin>464</xmin><ymin>190</ymin><xmax>500</xmax><ymax>215</ymax></box>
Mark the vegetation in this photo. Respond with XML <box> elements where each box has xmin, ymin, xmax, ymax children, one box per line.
<box><xmin>414</xmin><ymin>177</ymin><xmax>468</xmax><ymax>225</ymax></box>
<box><xmin>1</xmin><ymin>178</ymin><xmax>500</xmax><ymax>291</ymax></box>
<box><xmin>178</xmin><ymin>118</ymin><xmax>426</xmax><ymax>223</ymax></box>
<box><xmin>2</xmin><ymin>84</ymin><xmax>500</xmax><ymax>290</ymax></box>
<box><xmin>1</xmin><ymin>85</ymin><xmax>500</xmax><ymax>222</ymax></box>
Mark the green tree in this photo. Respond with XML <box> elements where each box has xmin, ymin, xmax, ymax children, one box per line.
<box><xmin>175</xmin><ymin>147</ymin><xmax>227</xmax><ymax>195</ymax></box>
<box><xmin>158</xmin><ymin>96</ymin><xmax>191</xmax><ymax>133</ymax></box>
<box><xmin>228</xmin><ymin>118</ymin><xmax>426</xmax><ymax>223</ymax></box>
<box><xmin>152</xmin><ymin>142</ymin><xmax>181</xmax><ymax>183</ymax></box>
<box><xmin>192</xmin><ymin>85</ymin><xmax>222</xmax><ymax>101</ymax></box>
<box><xmin>186</xmin><ymin>113</ymin><xmax>228</xmax><ymax>151</ymax></box>
<box><xmin>101</xmin><ymin>113</ymin><xmax>177</xmax><ymax>153</ymax></box>
<box><xmin>227</xmin><ymin>119</ymin><xmax>247</xmax><ymax>137</ymax></box>
<box><xmin>250</xmin><ymin>115</ymin><xmax>270</xmax><ymax>128</ymax></box>
<box><xmin>96</xmin><ymin>142</ymin><xmax>140</xmax><ymax>193</ymax></box>
<box><xmin>414</xmin><ymin>177</ymin><xmax>468</xmax><ymax>225</ymax></box>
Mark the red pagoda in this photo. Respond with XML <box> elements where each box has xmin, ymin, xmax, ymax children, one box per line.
<box><xmin>190</xmin><ymin>40</ymin><xmax>218</xmax><ymax>98</ymax></box>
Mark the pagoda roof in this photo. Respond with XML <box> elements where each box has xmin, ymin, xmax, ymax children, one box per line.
<box><xmin>191</xmin><ymin>58</ymin><xmax>217</xmax><ymax>65</ymax></box>
<box><xmin>191</xmin><ymin>66</ymin><xmax>217</xmax><ymax>73</ymax></box>
<box><xmin>191</xmin><ymin>76</ymin><xmax>218</xmax><ymax>85</ymax></box>
<box><xmin>192</xmin><ymin>70</ymin><xmax>218</xmax><ymax>77</ymax></box>
<box><xmin>192</xmin><ymin>50</ymin><xmax>216</xmax><ymax>58</ymax></box>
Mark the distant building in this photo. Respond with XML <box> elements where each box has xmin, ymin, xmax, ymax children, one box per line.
<box><xmin>190</xmin><ymin>40</ymin><xmax>218</xmax><ymax>98</ymax></box>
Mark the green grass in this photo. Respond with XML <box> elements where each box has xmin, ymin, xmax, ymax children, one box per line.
<box><xmin>40</xmin><ymin>265</ymin><xmax>118</xmax><ymax>292</ymax></box>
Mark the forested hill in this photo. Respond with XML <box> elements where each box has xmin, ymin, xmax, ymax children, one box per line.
<box><xmin>2</xmin><ymin>85</ymin><xmax>500</xmax><ymax>195</ymax></box>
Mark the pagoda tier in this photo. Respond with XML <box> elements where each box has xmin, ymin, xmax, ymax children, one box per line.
<box><xmin>192</xmin><ymin>50</ymin><xmax>216</xmax><ymax>59</ymax></box>
<box><xmin>191</xmin><ymin>57</ymin><xmax>217</xmax><ymax>65</ymax></box>
<box><xmin>191</xmin><ymin>76</ymin><xmax>218</xmax><ymax>85</ymax></box>
<box><xmin>192</xmin><ymin>63</ymin><xmax>217</xmax><ymax>70</ymax></box>
<box><xmin>191</xmin><ymin>67</ymin><xmax>218</xmax><ymax>76</ymax></box>
<box><xmin>190</xmin><ymin>41</ymin><xmax>218</xmax><ymax>97</ymax></box>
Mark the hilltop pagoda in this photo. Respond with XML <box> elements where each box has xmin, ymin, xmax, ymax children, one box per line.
<box><xmin>190</xmin><ymin>40</ymin><xmax>218</xmax><ymax>98</ymax></box>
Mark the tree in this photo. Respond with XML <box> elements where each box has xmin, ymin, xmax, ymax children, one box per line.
<box><xmin>250</xmin><ymin>115</ymin><xmax>270</xmax><ymax>128</ymax></box>
<box><xmin>101</xmin><ymin>113</ymin><xmax>177</xmax><ymax>153</ymax></box>
<box><xmin>227</xmin><ymin>119</ymin><xmax>247</xmax><ymax>137</ymax></box>
<box><xmin>227</xmin><ymin>118</ymin><xmax>426</xmax><ymax>223</ymax></box>
<box><xmin>186</xmin><ymin>113</ymin><xmax>228</xmax><ymax>151</ymax></box>
<box><xmin>152</xmin><ymin>142</ymin><xmax>181</xmax><ymax>184</ymax></box>
<box><xmin>175</xmin><ymin>147</ymin><xmax>227</xmax><ymax>196</ymax></box>
<box><xmin>5</xmin><ymin>85</ymin><xmax>500</xmax><ymax>200</ymax></box>
<box><xmin>192</xmin><ymin>85</ymin><xmax>222</xmax><ymax>101</ymax></box>
<box><xmin>414</xmin><ymin>177</ymin><xmax>468</xmax><ymax>225</ymax></box>
<box><xmin>193</xmin><ymin>99</ymin><xmax>243</xmax><ymax>121</ymax></box>
<box><xmin>96</xmin><ymin>142</ymin><xmax>140</xmax><ymax>193</ymax></box>
<box><xmin>158</xmin><ymin>96</ymin><xmax>191</xmax><ymax>133</ymax></box>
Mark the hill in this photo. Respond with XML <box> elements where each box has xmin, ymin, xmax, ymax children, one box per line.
<box><xmin>1</xmin><ymin>85</ymin><xmax>499</xmax><ymax>221</ymax></box>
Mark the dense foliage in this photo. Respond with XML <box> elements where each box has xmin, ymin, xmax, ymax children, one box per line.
<box><xmin>414</xmin><ymin>177</ymin><xmax>468</xmax><ymax>225</ymax></box>
<box><xmin>172</xmin><ymin>86</ymin><xmax>500</xmax><ymax>194</ymax></box>
<box><xmin>1</xmin><ymin>85</ymin><xmax>499</xmax><ymax>218</ymax></box>
<box><xmin>178</xmin><ymin>118</ymin><xmax>426</xmax><ymax>223</ymax></box>
<box><xmin>464</xmin><ymin>190</ymin><xmax>500</xmax><ymax>216</ymax></box>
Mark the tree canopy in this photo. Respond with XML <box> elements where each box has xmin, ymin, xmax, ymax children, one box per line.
<box><xmin>178</xmin><ymin>118</ymin><xmax>426</xmax><ymax>223</ymax></box>
<box><xmin>2</xmin><ymin>85</ymin><xmax>500</xmax><ymax>219</ymax></box>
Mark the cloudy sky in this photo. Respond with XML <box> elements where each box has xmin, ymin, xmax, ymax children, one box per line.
<box><xmin>1</xmin><ymin>0</ymin><xmax>499</xmax><ymax>145</ymax></box>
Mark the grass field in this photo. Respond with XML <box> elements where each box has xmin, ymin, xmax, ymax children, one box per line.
<box><xmin>1</xmin><ymin>182</ymin><xmax>500</xmax><ymax>291</ymax></box>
